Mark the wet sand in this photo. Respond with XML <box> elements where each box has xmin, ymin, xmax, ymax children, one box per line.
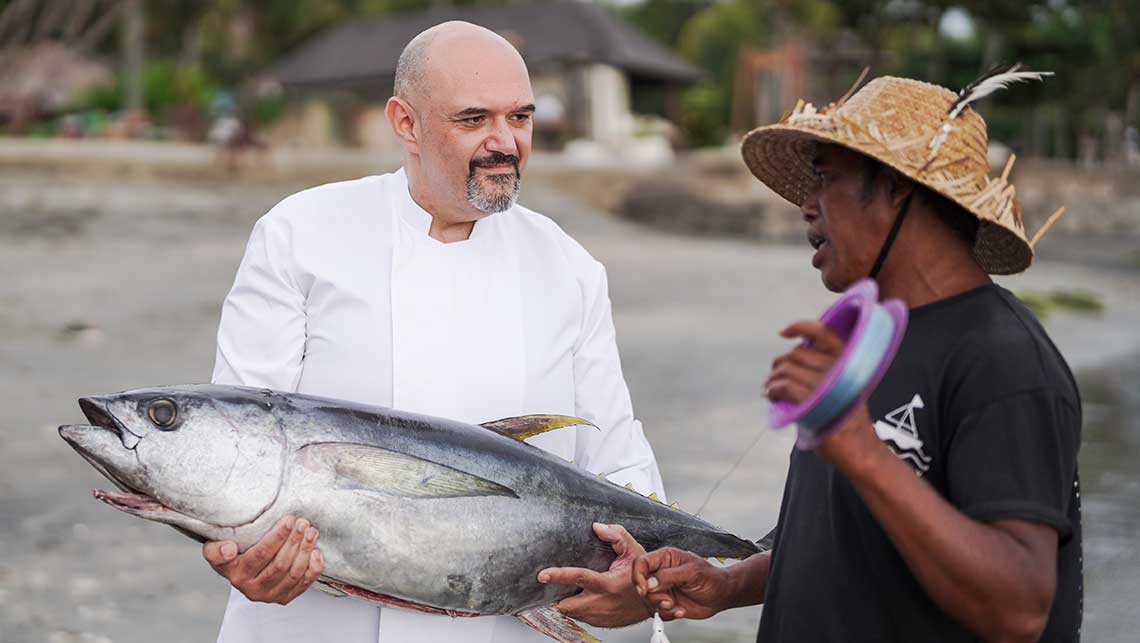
<box><xmin>1</xmin><ymin>170</ymin><xmax>1138</xmax><ymax>642</ymax></box>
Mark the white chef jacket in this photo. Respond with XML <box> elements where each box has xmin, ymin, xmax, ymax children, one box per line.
<box><xmin>211</xmin><ymin>169</ymin><xmax>665</xmax><ymax>643</ymax></box>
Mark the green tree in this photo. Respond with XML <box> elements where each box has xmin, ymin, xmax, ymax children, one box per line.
<box><xmin>617</xmin><ymin>0</ymin><xmax>713</xmax><ymax>49</ymax></box>
<box><xmin>674</xmin><ymin>0</ymin><xmax>771</xmax><ymax>145</ymax></box>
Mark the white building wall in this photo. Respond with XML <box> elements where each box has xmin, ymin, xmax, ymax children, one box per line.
<box><xmin>585</xmin><ymin>64</ymin><xmax>634</xmax><ymax>142</ymax></box>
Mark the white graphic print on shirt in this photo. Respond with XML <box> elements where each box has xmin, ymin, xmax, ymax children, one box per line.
<box><xmin>873</xmin><ymin>394</ymin><xmax>933</xmax><ymax>475</ymax></box>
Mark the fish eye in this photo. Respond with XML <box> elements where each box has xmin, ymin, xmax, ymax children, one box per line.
<box><xmin>147</xmin><ymin>399</ymin><xmax>178</xmax><ymax>429</ymax></box>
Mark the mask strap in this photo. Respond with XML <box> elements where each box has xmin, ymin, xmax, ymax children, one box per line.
<box><xmin>868</xmin><ymin>190</ymin><xmax>915</xmax><ymax>280</ymax></box>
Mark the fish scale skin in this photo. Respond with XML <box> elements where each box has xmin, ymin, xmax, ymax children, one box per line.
<box><xmin>63</xmin><ymin>384</ymin><xmax>759</xmax><ymax>616</ymax></box>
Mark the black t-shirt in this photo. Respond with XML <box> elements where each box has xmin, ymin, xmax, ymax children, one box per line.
<box><xmin>757</xmin><ymin>284</ymin><xmax>1083</xmax><ymax>642</ymax></box>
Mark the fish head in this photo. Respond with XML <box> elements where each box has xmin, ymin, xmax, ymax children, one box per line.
<box><xmin>59</xmin><ymin>385</ymin><xmax>287</xmax><ymax>534</ymax></box>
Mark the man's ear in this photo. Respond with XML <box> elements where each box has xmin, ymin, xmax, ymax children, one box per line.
<box><xmin>884</xmin><ymin>167</ymin><xmax>916</xmax><ymax>210</ymax></box>
<box><xmin>386</xmin><ymin>97</ymin><xmax>419</xmax><ymax>154</ymax></box>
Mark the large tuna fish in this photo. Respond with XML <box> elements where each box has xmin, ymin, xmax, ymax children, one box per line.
<box><xmin>58</xmin><ymin>384</ymin><xmax>758</xmax><ymax>642</ymax></box>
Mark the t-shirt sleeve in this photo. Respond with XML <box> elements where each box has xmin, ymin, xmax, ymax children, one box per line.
<box><xmin>944</xmin><ymin>387</ymin><xmax>1080</xmax><ymax>541</ymax></box>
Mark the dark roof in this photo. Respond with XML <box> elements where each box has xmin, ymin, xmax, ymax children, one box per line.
<box><xmin>270</xmin><ymin>0</ymin><xmax>702</xmax><ymax>89</ymax></box>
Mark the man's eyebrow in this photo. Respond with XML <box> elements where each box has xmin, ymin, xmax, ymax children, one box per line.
<box><xmin>450</xmin><ymin>107</ymin><xmax>490</xmax><ymax>119</ymax></box>
<box><xmin>449</xmin><ymin>105</ymin><xmax>536</xmax><ymax>118</ymax></box>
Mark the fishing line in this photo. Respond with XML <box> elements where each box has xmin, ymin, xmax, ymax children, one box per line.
<box><xmin>696</xmin><ymin>280</ymin><xmax>908</xmax><ymax>516</ymax></box>
<box><xmin>694</xmin><ymin>426</ymin><xmax>767</xmax><ymax>518</ymax></box>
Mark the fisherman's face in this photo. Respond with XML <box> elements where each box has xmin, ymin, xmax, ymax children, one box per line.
<box><xmin>800</xmin><ymin>144</ymin><xmax>891</xmax><ymax>291</ymax></box>
<box><xmin>417</xmin><ymin>41</ymin><xmax>534</xmax><ymax>217</ymax></box>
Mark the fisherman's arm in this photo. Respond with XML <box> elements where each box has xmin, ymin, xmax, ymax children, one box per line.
<box><xmin>633</xmin><ymin>548</ymin><xmax>771</xmax><ymax>620</ymax></box>
<box><xmin>819</xmin><ymin>419</ymin><xmax>1056</xmax><ymax>642</ymax></box>
<box><xmin>769</xmin><ymin>320</ymin><xmax>1064</xmax><ymax>643</ymax></box>
<box><xmin>205</xmin><ymin>208</ymin><xmax>323</xmax><ymax>603</ymax></box>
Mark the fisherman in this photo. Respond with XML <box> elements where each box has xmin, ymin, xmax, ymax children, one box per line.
<box><xmin>630</xmin><ymin>73</ymin><xmax>1083</xmax><ymax>641</ymax></box>
<box><xmin>202</xmin><ymin>21</ymin><xmax>663</xmax><ymax>643</ymax></box>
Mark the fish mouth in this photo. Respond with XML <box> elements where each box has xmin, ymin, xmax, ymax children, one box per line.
<box><xmin>61</xmin><ymin>402</ymin><xmax>186</xmax><ymax>525</ymax></box>
<box><xmin>58</xmin><ymin>423</ymin><xmax>168</xmax><ymax>514</ymax></box>
<box><xmin>92</xmin><ymin>488</ymin><xmax>172</xmax><ymax>515</ymax></box>
<box><xmin>78</xmin><ymin>396</ymin><xmax>141</xmax><ymax>450</ymax></box>
<box><xmin>60</xmin><ymin>423</ymin><xmax>224</xmax><ymax>535</ymax></box>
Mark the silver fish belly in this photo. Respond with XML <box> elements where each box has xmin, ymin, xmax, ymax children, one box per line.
<box><xmin>60</xmin><ymin>384</ymin><xmax>760</xmax><ymax>641</ymax></box>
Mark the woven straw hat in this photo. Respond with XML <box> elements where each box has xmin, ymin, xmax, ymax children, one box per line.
<box><xmin>742</xmin><ymin>76</ymin><xmax>1039</xmax><ymax>274</ymax></box>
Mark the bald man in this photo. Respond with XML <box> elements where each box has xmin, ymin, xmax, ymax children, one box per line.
<box><xmin>203</xmin><ymin>22</ymin><xmax>664</xmax><ymax>643</ymax></box>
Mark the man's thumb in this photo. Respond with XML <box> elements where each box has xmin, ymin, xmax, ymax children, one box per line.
<box><xmin>204</xmin><ymin>540</ymin><xmax>238</xmax><ymax>566</ymax></box>
<box><xmin>596</xmin><ymin>522</ymin><xmax>643</xmax><ymax>559</ymax></box>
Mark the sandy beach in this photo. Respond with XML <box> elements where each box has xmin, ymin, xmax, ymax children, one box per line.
<box><xmin>1</xmin><ymin>169</ymin><xmax>1137</xmax><ymax>643</ymax></box>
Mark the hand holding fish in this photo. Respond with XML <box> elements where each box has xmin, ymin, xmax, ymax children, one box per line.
<box><xmin>765</xmin><ymin>320</ymin><xmax>881</xmax><ymax>470</ymax></box>
<box><xmin>537</xmin><ymin>522</ymin><xmax>653</xmax><ymax>627</ymax></box>
<box><xmin>202</xmin><ymin>514</ymin><xmax>325</xmax><ymax>605</ymax></box>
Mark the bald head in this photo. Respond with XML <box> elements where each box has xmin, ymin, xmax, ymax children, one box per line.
<box><xmin>394</xmin><ymin>21</ymin><xmax>526</xmax><ymax>106</ymax></box>
<box><xmin>387</xmin><ymin>21</ymin><xmax>535</xmax><ymax>225</ymax></box>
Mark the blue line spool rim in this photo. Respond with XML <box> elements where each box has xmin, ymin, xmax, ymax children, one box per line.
<box><xmin>767</xmin><ymin>279</ymin><xmax>909</xmax><ymax>450</ymax></box>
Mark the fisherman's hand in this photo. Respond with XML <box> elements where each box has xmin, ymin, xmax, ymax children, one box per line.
<box><xmin>202</xmin><ymin>514</ymin><xmax>324</xmax><ymax>605</ymax></box>
<box><xmin>765</xmin><ymin>320</ymin><xmax>885</xmax><ymax>473</ymax></box>
<box><xmin>764</xmin><ymin>319</ymin><xmax>845</xmax><ymax>405</ymax></box>
<box><xmin>538</xmin><ymin>523</ymin><xmax>653</xmax><ymax>627</ymax></box>
<box><xmin>632</xmin><ymin>547</ymin><xmax>734</xmax><ymax>621</ymax></box>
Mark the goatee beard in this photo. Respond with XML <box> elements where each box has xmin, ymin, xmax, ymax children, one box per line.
<box><xmin>466</xmin><ymin>152</ymin><xmax>521</xmax><ymax>214</ymax></box>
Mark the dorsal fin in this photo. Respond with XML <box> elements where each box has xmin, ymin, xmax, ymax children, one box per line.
<box><xmin>480</xmin><ymin>415</ymin><xmax>596</xmax><ymax>441</ymax></box>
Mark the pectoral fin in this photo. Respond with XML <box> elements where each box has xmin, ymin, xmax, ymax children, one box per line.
<box><xmin>480</xmin><ymin>415</ymin><xmax>596</xmax><ymax>441</ymax></box>
<box><xmin>302</xmin><ymin>443</ymin><xmax>517</xmax><ymax>499</ymax></box>
<box><xmin>314</xmin><ymin>580</ymin><xmax>347</xmax><ymax>598</ymax></box>
<box><xmin>515</xmin><ymin>606</ymin><xmax>601</xmax><ymax>643</ymax></box>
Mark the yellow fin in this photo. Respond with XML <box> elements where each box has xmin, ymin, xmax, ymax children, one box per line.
<box><xmin>480</xmin><ymin>415</ymin><xmax>596</xmax><ymax>442</ymax></box>
<box><xmin>515</xmin><ymin>606</ymin><xmax>601</xmax><ymax>643</ymax></box>
<box><xmin>648</xmin><ymin>492</ymin><xmax>661</xmax><ymax>503</ymax></box>
<box><xmin>624</xmin><ymin>482</ymin><xmax>635</xmax><ymax>491</ymax></box>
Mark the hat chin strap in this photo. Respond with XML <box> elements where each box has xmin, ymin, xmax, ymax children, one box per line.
<box><xmin>868</xmin><ymin>190</ymin><xmax>915</xmax><ymax>281</ymax></box>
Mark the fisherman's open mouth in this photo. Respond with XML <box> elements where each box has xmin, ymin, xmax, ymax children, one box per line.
<box><xmin>808</xmin><ymin>230</ymin><xmax>829</xmax><ymax>251</ymax></box>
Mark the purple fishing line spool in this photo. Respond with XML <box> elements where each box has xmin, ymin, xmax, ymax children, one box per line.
<box><xmin>769</xmin><ymin>279</ymin><xmax>908</xmax><ymax>449</ymax></box>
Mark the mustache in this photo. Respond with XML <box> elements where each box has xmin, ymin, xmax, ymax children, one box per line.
<box><xmin>470</xmin><ymin>152</ymin><xmax>520</xmax><ymax>173</ymax></box>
